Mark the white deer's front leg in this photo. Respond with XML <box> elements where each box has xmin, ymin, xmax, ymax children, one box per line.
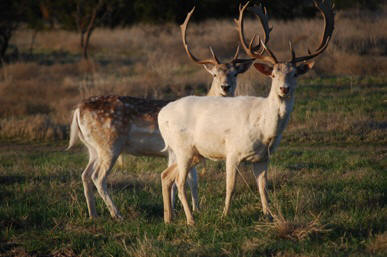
<box><xmin>253</xmin><ymin>161</ymin><xmax>271</xmax><ymax>219</ymax></box>
<box><xmin>222</xmin><ymin>156</ymin><xmax>239</xmax><ymax>217</ymax></box>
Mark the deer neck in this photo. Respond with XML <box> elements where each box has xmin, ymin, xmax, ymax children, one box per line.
<box><xmin>257</xmin><ymin>86</ymin><xmax>295</xmax><ymax>147</ymax></box>
<box><xmin>206</xmin><ymin>82</ymin><xmax>219</xmax><ymax>96</ymax></box>
<box><xmin>267</xmin><ymin>87</ymin><xmax>294</xmax><ymax>120</ymax></box>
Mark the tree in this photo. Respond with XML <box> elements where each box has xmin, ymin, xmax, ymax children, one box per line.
<box><xmin>0</xmin><ymin>1</ymin><xmax>21</xmax><ymax>61</ymax></box>
<box><xmin>74</xmin><ymin>0</ymin><xmax>108</xmax><ymax>59</ymax></box>
<box><xmin>42</xmin><ymin>0</ymin><xmax>113</xmax><ymax>59</ymax></box>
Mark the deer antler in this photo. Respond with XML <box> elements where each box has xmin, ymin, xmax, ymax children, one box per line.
<box><xmin>180</xmin><ymin>7</ymin><xmax>220</xmax><ymax>65</ymax></box>
<box><xmin>290</xmin><ymin>0</ymin><xmax>335</xmax><ymax>63</ymax></box>
<box><xmin>235</xmin><ymin>1</ymin><xmax>277</xmax><ymax>64</ymax></box>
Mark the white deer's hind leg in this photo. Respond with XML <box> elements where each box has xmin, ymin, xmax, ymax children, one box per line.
<box><xmin>171</xmin><ymin>167</ymin><xmax>199</xmax><ymax>212</ymax></box>
<box><xmin>168</xmin><ymin>152</ymin><xmax>179</xmax><ymax>211</ymax></box>
<box><xmin>222</xmin><ymin>156</ymin><xmax>239</xmax><ymax>217</ymax></box>
<box><xmin>175</xmin><ymin>157</ymin><xmax>195</xmax><ymax>225</ymax></box>
<box><xmin>82</xmin><ymin>147</ymin><xmax>98</xmax><ymax>218</ymax></box>
<box><xmin>161</xmin><ymin>163</ymin><xmax>178</xmax><ymax>224</ymax></box>
<box><xmin>253</xmin><ymin>161</ymin><xmax>271</xmax><ymax>219</ymax></box>
<box><xmin>92</xmin><ymin>148</ymin><xmax>122</xmax><ymax>219</ymax></box>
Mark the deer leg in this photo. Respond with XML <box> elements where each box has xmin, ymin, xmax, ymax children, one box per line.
<box><xmin>175</xmin><ymin>157</ymin><xmax>195</xmax><ymax>225</ymax></box>
<box><xmin>82</xmin><ymin>147</ymin><xmax>98</xmax><ymax>219</ymax></box>
<box><xmin>171</xmin><ymin>167</ymin><xmax>199</xmax><ymax>212</ymax></box>
<box><xmin>168</xmin><ymin>151</ymin><xmax>200</xmax><ymax>213</ymax></box>
<box><xmin>116</xmin><ymin>154</ymin><xmax>124</xmax><ymax>168</ymax></box>
<box><xmin>222</xmin><ymin>156</ymin><xmax>239</xmax><ymax>217</ymax></box>
<box><xmin>92</xmin><ymin>149</ymin><xmax>122</xmax><ymax>220</ymax></box>
<box><xmin>167</xmin><ymin>152</ymin><xmax>179</xmax><ymax>211</ymax></box>
<box><xmin>161</xmin><ymin>163</ymin><xmax>177</xmax><ymax>224</ymax></box>
<box><xmin>253</xmin><ymin>161</ymin><xmax>272</xmax><ymax>220</ymax></box>
<box><xmin>187</xmin><ymin>167</ymin><xmax>200</xmax><ymax>212</ymax></box>
<box><xmin>171</xmin><ymin>183</ymin><xmax>178</xmax><ymax>210</ymax></box>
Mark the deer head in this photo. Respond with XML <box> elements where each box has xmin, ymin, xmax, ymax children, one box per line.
<box><xmin>236</xmin><ymin>0</ymin><xmax>334</xmax><ymax>99</ymax></box>
<box><xmin>181</xmin><ymin>7</ymin><xmax>256</xmax><ymax>96</ymax></box>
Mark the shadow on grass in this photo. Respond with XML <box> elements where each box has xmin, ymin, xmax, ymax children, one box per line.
<box><xmin>109</xmin><ymin>180</ymin><xmax>164</xmax><ymax>219</ymax></box>
<box><xmin>0</xmin><ymin>175</ymin><xmax>26</xmax><ymax>185</ymax></box>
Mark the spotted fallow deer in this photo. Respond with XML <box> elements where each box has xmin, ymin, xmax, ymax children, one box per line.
<box><xmin>66</xmin><ymin>6</ymin><xmax>266</xmax><ymax>219</ymax></box>
<box><xmin>158</xmin><ymin>0</ymin><xmax>334</xmax><ymax>225</ymax></box>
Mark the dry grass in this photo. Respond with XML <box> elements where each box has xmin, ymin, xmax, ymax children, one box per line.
<box><xmin>1</xmin><ymin>7</ymin><xmax>386</xmax><ymax>141</ymax></box>
<box><xmin>121</xmin><ymin>235</ymin><xmax>162</xmax><ymax>257</ymax></box>
<box><xmin>367</xmin><ymin>232</ymin><xmax>387</xmax><ymax>255</ymax></box>
<box><xmin>255</xmin><ymin>191</ymin><xmax>331</xmax><ymax>241</ymax></box>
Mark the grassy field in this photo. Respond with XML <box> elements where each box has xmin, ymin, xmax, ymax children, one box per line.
<box><xmin>0</xmin><ymin>75</ymin><xmax>386</xmax><ymax>256</ymax></box>
<box><xmin>0</xmin><ymin>6</ymin><xmax>386</xmax><ymax>257</ymax></box>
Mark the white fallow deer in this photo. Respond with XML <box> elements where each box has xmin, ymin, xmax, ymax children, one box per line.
<box><xmin>66</xmin><ymin>7</ymin><xmax>258</xmax><ymax>220</ymax></box>
<box><xmin>158</xmin><ymin>0</ymin><xmax>334</xmax><ymax>225</ymax></box>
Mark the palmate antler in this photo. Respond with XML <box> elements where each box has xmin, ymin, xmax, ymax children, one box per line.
<box><xmin>235</xmin><ymin>1</ymin><xmax>277</xmax><ymax>64</ymax></box>
<box><xmin>180</xmin><ymin>7</ymin><xmax>247</xmax><ymax>65</ymax></box>
<box><xmin>237</xmin><ymin>0</ymin><xmax>334</xmax><ymax>65</ymax></box>
<box><xmin>289</xmin><ymin>0</ymin><xmax>335</xmax><ymax>63</ymax></box>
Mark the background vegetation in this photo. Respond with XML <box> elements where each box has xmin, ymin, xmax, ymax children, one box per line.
<box><xmin>0</xmin><ymin>0</ymin><xmax>386</xmax><ymax>256</ymax></box>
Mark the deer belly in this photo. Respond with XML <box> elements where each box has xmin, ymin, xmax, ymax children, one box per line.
<box><xmin>243</xmin><ymin>151</ymin><xmax>268</xmax><ymax>162</ymax></box>
<box><xmin>195</xmin><ymin>142</ymin><xmax>226</xmax><ymax>161</ymax></box>
<box><xmin>124</xmin><ymin>125</ymin><xmax>166</xmax><ymax>157</ymax></box>
<box><xmin>241</xmin><ymin>141</ymin><xmax>270</xmax><ymax>162</ymax></box>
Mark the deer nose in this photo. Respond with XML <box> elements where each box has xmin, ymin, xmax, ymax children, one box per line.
<box><xmin>221</xmin><ymin>85</ymin><xmax>231</xmax><ymax>92</ymax></box>
<box><xmin>280</xmin><ymin>87</ymin><xmax>289</xmax><ymax>94</ymax></box>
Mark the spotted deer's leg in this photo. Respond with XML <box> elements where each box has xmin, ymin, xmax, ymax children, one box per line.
<box><xmin>187</xmin><ymin>167</ymin><xmax>200</xmax><ymax>212</ymax></box>
<box><xmin>116</xmin><ymin>154</ymin><xmax>124</xmax><ymax>168</ymax></box>
<box><xmin>82</xmin><ymin>145</ymin><xmax>98</xmax><ymax>218</ymax></box>
<box><xmin>91</xmin><ymin>146</ymin><xmax>122</xmax><ymax>220</ymax></box>
<box><xmin>171</xmin><ymin>182</ymin><xmax>178</xmax><ymax>210</ymax></box>
<box><xmin>253</xmin><ymin>161</ymin><xmax>272</xmax><ymax>220</ymax></box>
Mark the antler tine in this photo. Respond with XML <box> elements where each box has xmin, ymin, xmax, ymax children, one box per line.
<box><xmin>260</xmin><ymin>39</ymin><xmax>278</xmax><ymax>64</ymax></box>
<box><xmin>248</xmin><ymin>3</ymin><xmax>272</xmax><ymax>54</ymax></box>
<box><xmin>235</xmin><ymin>1</ymin><xmax>277</xmax><ymax>64</ymax></box>
<box><xmin>231</xmin><ymin>44</ymin><xmax>256</xmax><ymax>64</ymax></box>
<box><xmin>209</xmin><ymin>46</ymin><xmax>221</xmax><ymax>64</ymax></box>
<box><xmin>289</xmin><ymin>40</ymin><xmax>296</xmax><ymax>62</ymax></box>
<box><xmin>291</xmin><ymin>0</ymin><xmax>335</xmax><ymax>63</ymax></box>
<box><xmin>235</xmin><ymin>2</ymin><xmax>257</xmax><ymax>58</ymax></box>
<box><xmin>231</xmin><ymin>44</ymin><xmax>240</xmax><ymax>62</ymax></box>
<box><xmin>180</xmin><ymin>7</ymin><xmax>219</xmax><ymax>65</ymax></box>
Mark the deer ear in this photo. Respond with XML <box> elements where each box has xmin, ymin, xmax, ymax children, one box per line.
<box><xmin>296</xmin><ymin>61</ymin><xmax>314</xmax><ymax>76</ymax></box>
<box><xmin>253</xmin><ymin>63</ymin><xmax>273</xmax><ymax>77</ymax></box>
<box><xmin>235</xmin><ymin>60</ymin><xmax>253</xmax><ymax>74</ymax></box>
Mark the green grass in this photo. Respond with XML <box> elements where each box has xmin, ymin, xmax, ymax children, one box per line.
<box><xmin>0</xmin><ymin>145</ymin><xmax>385</xmax><ymax>256</ymax></box>
<box><xmin>0</xmin><ymin>76</ymin><xmax>386</xmax><ymax>256</ymax></box>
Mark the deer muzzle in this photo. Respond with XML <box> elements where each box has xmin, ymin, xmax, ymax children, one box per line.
<box><xmin>221</xmin><ymin>85</ymin><xmax>232</xmax><ymax>92</ymax></box>
<box><xmin>280</xmin><ymin>87</ymin><xmax>289</xmax><ymax>95</ymax></box>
